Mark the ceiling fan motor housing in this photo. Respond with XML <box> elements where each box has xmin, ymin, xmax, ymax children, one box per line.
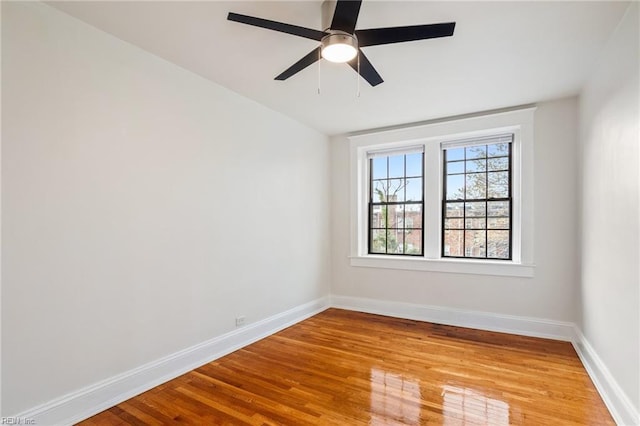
<box><xmin>321</xmin><ymin>30</ymin><xmax>358</xmax><ymax>62</ymax></box>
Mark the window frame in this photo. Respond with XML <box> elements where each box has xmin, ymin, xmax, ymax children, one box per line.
<box><xmin>367</xmin><ymin>147</ymin><xmax>425</xmax><ymax>256</ymax></box>
<box><xmin>348</xmin><ymin>107</ymin><xmax>535</xmax><ymax>277</ymax></box>
<box><xmin>441</xmin><ymin>135</ymin><xmax>514</xmax><ymax>260</ymax></box>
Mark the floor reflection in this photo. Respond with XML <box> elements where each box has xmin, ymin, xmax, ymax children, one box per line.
<box><xmin>442</xmin><ymin>385</ymin><xmax>510</xmax><ymax>425</ymax></box>
<box><xmin>369</xmin><ymin>368</ymin><xmax>421</xmax><ymax>425</ymax></box>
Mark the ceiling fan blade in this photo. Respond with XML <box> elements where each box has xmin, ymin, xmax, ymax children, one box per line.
<box><xmin>228</xmin><ymin>12</ymin><xmax>326</xmax><ymax>41</ymax></box>
<box><xmin>356</xmin><ymin>22</ymin><xmax>456</xmax><ymax>47</ymax></box>
<box><xmin>330</xmin><ymin>0</ymin><xmax>362</xmax><ymax>33</ymax></box>
<box><xmin>275</xmin><ymin>47</ymin><xmax>322</xmax><ymax>81</ymax></box>
<box><xmin>348</xmin><ymin>50</ymin><xmax>383</xmax><ymax>87</ymax></box>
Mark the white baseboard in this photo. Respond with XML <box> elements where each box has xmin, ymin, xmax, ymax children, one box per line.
<box><xmin>15</xmin><ymin>297</ymin><xmax>330</xmax><ymax>426</ymax></box>
<box><xmin>572</xmin><ymin>327</ymin><xmax>639</xmax><ymax>426</ymax></box>
<box><xmin>331</xmin><ymin>294</ymin><xmax>574</xmax><ymax>341</ymax></box>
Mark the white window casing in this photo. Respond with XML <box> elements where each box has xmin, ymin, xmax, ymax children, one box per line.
<box><xmin>349</xmin><ymin>107</ymin><xmax>536</xmax><ymax>277</ymax></box>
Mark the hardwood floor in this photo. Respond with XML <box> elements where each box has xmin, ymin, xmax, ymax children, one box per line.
<box><xmin>79</xmin><ymin>308</ymin><xmax>614</xmax><ymax>425</ymax></box>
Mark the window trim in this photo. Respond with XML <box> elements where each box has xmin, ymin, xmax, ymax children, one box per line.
<box><xmin>349</xmin><ymin>107</ymin><xmax>535</xmax><ymax>278</ymax></box>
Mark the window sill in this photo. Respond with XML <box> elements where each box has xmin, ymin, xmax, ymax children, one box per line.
<box><xmin>349</xmin><ymin>255</ymin><xmax>535</xmax><ymax>277</ymax></box>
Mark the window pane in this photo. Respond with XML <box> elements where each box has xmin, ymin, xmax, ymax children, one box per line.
<box><xmin>488</xmin><ymin>172</ymin><xmax>509</xmax><ymax>198</ymax></box>
<box><xmin>445</xmin><ymin>218</ymin><xmax>463</xmax><ymax>229</ymax></box>
<box><xmin>487</xmin><ymin>201</ymin><xmax>509</xmax><ymax>217</ymax></box>
<box><xmin>446</xmin><ymin>202</ymin><xmax>464</xmax><ymax>218</ymax></box>
<box><xmin>388</xmin><ymin>178</ymin><xmax>404</xmax><ymax>202</ymax></box>
<box><xmin>446</xmin><ymin>175</ymin><xmax>464</xmax><ymax>200</ymax></box>
<box><xmin>488</xmin><ymin>230</ymin><xmax>510</xmax><ymax>259</ymax></box>
<box><xmin>372</xmin><ymin>180</ymin><xmax>387</xmax><ymax>202</ymax></box>
<box><xmin>466</xmin><ymin>173</ymin><xmax>486</xmax><ymax>199</ymax></box>
<box><xmin>405</xmin><ymin>153</ymin><xmax>422</xmax><ymax>177</ymax></box>
<box><xmin>372</xmin><ymin>157</ymin><xmax>387</xmax><ymax>179</ymax></box>
<box><xmin>371</xmin><ymin>230</ymin><xmax>387</xmax><ymax>253</ymax></box>
<box><xmin>405</xmin><ymin>178</ymin><xmax>422</xmax><ymax>201</ymax></box>
<box><xmin>444</xmin><ymin>230</ymin><xmax>464</xmax><ymax>256</ymax></box>
<box><xmin>466</xmin><ymin>145</ymin><xmax>487</xmax><ymax>159</ymax></box>
<box><xmin>488</xmin><ymin>217</ymin><xmax>510</xmax><ymax>229</ymax></box>
<box><xmin>446</xmin><ymin>148</ymin><xmax>464</xmax><ymax>161</ymax></box>
<box><xmin>466</xmin><ymin>158</ymin><xmax>486</xmax><ymax>173</ymax></box>
<box><xmin>465</xmin><ymin>218</ymin><xmax>486</xmax><ymax>229</ymax></box>
<box><xmin>405</xmin><ymin>204</ymin><xmax>422</xmax><ymax>229</ymax></box>
<box><xmin>404</xmin><ymin>229</ymin><xmax>422</xmax><ymax>255</ymax></box>
<box><xmin>387</xmin><ymin>204</ymin><xmax>403</xmax><ymax>228</ymax></box>
<box><xmin>371</xmin><ymin>205</ymin><xmax>386</xmax><ymax>228</ymax></box>
<box><xmin>488</xmin><ymin>157</ymin><xmax>509</xmax><ymax>171</ymax></box>
<box><xmin>447</xmin><ymin>161</ymin><xmax>464</xmax><ymax>174</ymax></box>
<box><xmin>465</xmin><ymin>202</ymin><xmax>486</xmax><ymax>217</ymax></box>
<box><xmin>488</xmin><ymin>143</ymin><xmax>509</xmax><ymax>157</ymax></box>
<box><xmin>387</xmin><ymin>229</ymin><xmax>404</xmax><ymax>254</ymax></box>
<box><xmin>465</xmin><ymin>230</ymin><xmax>486</xmax><ymax>257</ymax></box>
<box><xmin>388</xmin><ymin>155</ymin><xmax>404</xmax><ymax>178</ymax></box>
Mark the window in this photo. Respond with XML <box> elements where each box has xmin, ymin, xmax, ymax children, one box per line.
<box><xmin>368</xmin><ymin>148</ymin><xmax>424</xmax><ymax>255</ymax></box>
<box><xmin>349</xmin><ymin>107</ymin><xmax>535</xmax><ymax>277</ymax></box>
<box><xmin>442</xmin><ymin>135</ymin><xmax>513</xmax><ymax>260</ymax></box>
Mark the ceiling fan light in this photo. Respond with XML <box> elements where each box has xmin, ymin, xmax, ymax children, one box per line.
<box><xmin>321</xmin><ymin>32</ymin><xmax>358</xmax><ymax>63</ymax></box>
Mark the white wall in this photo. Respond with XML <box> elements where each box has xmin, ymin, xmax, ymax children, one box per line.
<box><xmin>331</xmin><ymin>97</ymin><xmax>579</xmax><ymax>322</ymax></box>
<box><xmin>1</xmin><ymin>2</ymin><xmax>330</xmax><ymax>416</ymax></box>
<box><xmin>578</xmin><ymin>1</ymin><xmax>639</xmax><ymax>418</ymax></box>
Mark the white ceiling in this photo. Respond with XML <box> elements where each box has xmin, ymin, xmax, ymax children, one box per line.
<box><xmin>49</xmin><ymin>1</ymin><xmax>629</xmax><ymax>135</ymax></box>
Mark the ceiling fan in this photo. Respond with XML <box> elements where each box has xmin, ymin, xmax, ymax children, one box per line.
<box><xmin>227</xmin><ymin>0</ymin><xmax>456</xmax><ymax>87</ymax></box>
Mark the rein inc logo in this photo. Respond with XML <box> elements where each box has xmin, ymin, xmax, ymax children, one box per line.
<box><xmin>1</xmin><ymin>418</ymin><xmax>35</xmax><ymax>425</ymax></box>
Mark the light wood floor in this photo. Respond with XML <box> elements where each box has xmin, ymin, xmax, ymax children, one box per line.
<box><xmin>79</xmin><ymin>308</ymin><xmax>613</xmax><ymax>425</ymax></box>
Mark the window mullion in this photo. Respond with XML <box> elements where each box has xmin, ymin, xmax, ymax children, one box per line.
<box><xmin>385</xmin><ymin>159</ymin><xmax>389</xmax><ymax>254</ymax></box>
<box><xmin>423</xmin><ymin>142</ymin><xmax>441</xmax><ymax>259</ymax></box>
<box><xmin>484</xmin><ymin>154</ymin><xmax>488</xmax><ymax>259</ymax></box>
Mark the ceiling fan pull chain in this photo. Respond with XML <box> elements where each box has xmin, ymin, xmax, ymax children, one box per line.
<box><xmin>318</xmin><ymin>48</ymin><xmax>322</xmax><ymax>95</ymax></box>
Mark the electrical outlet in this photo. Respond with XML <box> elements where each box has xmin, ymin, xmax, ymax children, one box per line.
<box><xmin>235</xmin><ymin>316</ymin><xmax>246</xmax><ymax>327</ymax></box>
